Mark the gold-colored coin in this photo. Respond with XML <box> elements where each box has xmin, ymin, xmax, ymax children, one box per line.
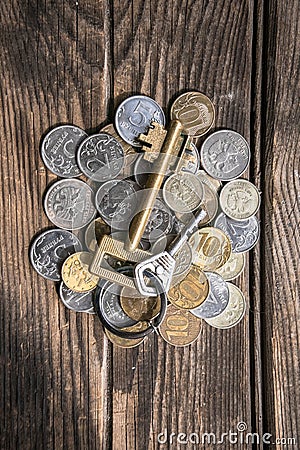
<box><xmin>168</xmin><ymin>265</ymin><xmax>209</xmax><ymax>309</ymax></box>
<box><xmin>189</xmin><ymin>227</ymin><xmax>231</xmax><ymax>271</ymax></box>
<box><xmin>85</xmin><ymin>217</ymin><xmax>111</xmax><ymax>252</ymax></box>
<box><xmin>159</xmin><ymin>304</ymin><xmax>202</xmax><ymax>347</ymax></box>
<box><xmin>214</xmin><ymin>252</ymin><xmax>245</xmax><ymax>281</ymax></box>
<box><xmin>170</xmin><ymin>91</ymin><xmax>215</xmax><ymax>137</ymax></box>
<box><xmin>62</xmin><ymin>252</ymin><xmax>99</xmax><ymax>292</ymax></box>
<box><xmin>105</xmin><ymin>322</ymin><xmax>148</xmax><ymax>348</ymax></box>
<box><xmin>219</xmin><ymin>179</ymin><xmax>261</xmax><ymax>220</ymax></box>
<box><xmin>120</xmin><ymin>286</ymin><xmax>160</xmax><ymax>321</ymax></box>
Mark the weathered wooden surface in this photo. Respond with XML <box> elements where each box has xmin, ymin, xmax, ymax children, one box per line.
<box><xmin>0</xmin><ymin>1</ymin><xmax>299</xmax><ymax>449</ymax></box>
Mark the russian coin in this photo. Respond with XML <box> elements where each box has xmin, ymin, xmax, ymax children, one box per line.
<box><xmin>189</xmin><ymin>227</ymin><xmax>231</xmax><ymax>271</ymax></box>
<box><xmin>199</xmin><ymin>183</ymin><xmax>219</xmax><ymax>225</ymax></box>
<box><xmin>205</xmin><ymin>283</ymin><xmax>246</xmax><ymax>329</ymax></box>
<box><xmin>41</xmin><ymin>125</ymin><xmax>87</xmax><ymax>178</ymax></box>
<box><xmin>200</xmin><ymin>130</ymin><xmax>250</xmax><ymax>181</ymax></box>
<box><xmin>219</xmin><ymin>179</ymin><xmax>261</xmax><ymax>220</ymax></box>
<box><xmin>190</xmin><ymin>272</ymin><xmax>229</xmax><ymax>319</ymax></box>
<box><xmin>120</xmin><ymin>286</ymin><xmax>160</xmax><ymax>321</ymax></box>
<box><xmin>30</xmin><ymin>229</ymin><xmax>82</xmax><ymax>281</ymax></box>
<box><xmin>196</xmin><ymin>170</ymin><xmax>222</xmax><ymax>192</ymax></box>
<box><xmin>163</xmin><ymin>172</ymin><xmax>204</xmax><ymax>213</ymax></box>
<box><xmin>214</xmin><ymin>213</ymin><xmax>260</xmax><ymax>253</ymax></box>
<box><xmin>44</xmin><ymin>179</ymin><xmax>96</xmax><ymax>230</ymax></box>
<box><xmin>214</xmin><ymin>252</ymin><xmax>245</xmax><ymax>281</ymax></box>
<box><xmin>168</xmin><ymin>265</ymin><xmax>209</xmax><ymax>310</ymax></box>
<box><xmin>84</xmin><ymin>217</ymin><xmax>111</xmax><ymax>252</ymax></box>
<box><xmin>77</xmin><ymin>133</ymin><xmax>124</xmax><ymax>182</ymax></box>
<box><xmin>105</xmin><ymin>323</ymin><xmax>147</xmax><ymax>348</ymax></box>
<box><xmin>59</xmin><ymin>282</ymin><xmax>95</xmax><ymax>314</ymax></box>
<box><xmin>142</xmin><ymin>198</ymin><xmax>174</xmax><ymax>241</ymax></box>
<box><xmin>159</xmin><ymin>304</ymin><xmax>202</xmax><ymax>347</ymax></box>
<box><xmin>115</xmin><ymin>95</ymin><xmax>165</xmax><ymax>147</ymax></box>
<box><xmin>170</xmin><ymin>91</ymin><xmax>215</xmax><ymax>137</ymax></box>
<box><xmin>62</xmin><ymin>252</ymin><xmax>99</xmax><ymax>292</ymax></box>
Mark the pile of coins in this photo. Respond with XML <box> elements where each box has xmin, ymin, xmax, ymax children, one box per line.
<box><xmin>30</xmin><ymin>91</ymin><xmax>260</xmax><ymax>348</ymax></box>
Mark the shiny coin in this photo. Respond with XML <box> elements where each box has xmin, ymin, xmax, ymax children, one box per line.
<box><xmin>44</xmin><ymin>179</ymin><xmax>96</xmax><ymax>230</ymax></box>
<box><xmin>205</xmin><ymin>283</ymin><xmax>246</xmax><ymax>329</ymax></box>
<box><xmin>30</xmin><ymin>229</ymin><xmax>82</xmax><ymax>281</ymax></box>
<box><xmin>142</xmin><ymin>198</ymin><xmax>174</xmax><ymax>241</ymax></box>
<box><xmin>159</xmin><ymin>304</ymin><xmax>202</xmax><ymax>347</ymax></box>
<box><xmin>196</xmin><ymin>170</ymin><xmax>222</xmax><ymax>192</ymax></box>
<box><xmin>84</xmin><ymin>217</ymin><xmax>111</xmax><ymax>252</ymax></box>
<box><xmin>190</xmin><ymin>272</ymin><xmax>229</xmax><ymax>319</ymax></box>
<box><xmin>199</xmin><ymin>183</ymin><xmax>219</xmax><ymax>225</ymax></box>
<box><xmin>77</xmin><ymin>133</ymin><xmax>124</xmax><ymax>182</ymax></box>
<box><xmin>59</xmin><ymin>282</ymin><xmax>95</xmax><ymax>313</ymax></box>
<box><xmin>168</xmin><ymin>265</ymin><xmax>209</xmax><ymax>310</ymax></box>
<box><xmin>41</xmin><ymin>125</ymin><xmax>87</xmax><ymax>178</ymax></box>
<box><xmin>163</xmin><ymin>172</ymin><xmax>203</xmax><ymax>213</ymax></box>
<box><xmin>115</xmin><ymin>95</ymin><xmax>165</xmax><ymax>147</ymax></box>
<box><xmin>200</xmin><ymin>130</ymin><xmax>250</xmax><ymax>181</ymax></box>
<box><xmin>214</xmin><ymin>252</ymin><xmax>245</xmax><ymax>281</ymax></box>
<box><xmin>219</xmin><ymin>179</ymin><xmax>261</xmax><ymax>220</ymax></box>
<box><xmin>105</xmin><ymin>322</ymin><xmax>147</xmax><ymax>348</ymax></box>
<box><xmin>170</xmin><ymin>91</ymin><xmax>215</xmax><ymax>137</ymax></box>
<box><xmin>120</xmin><ymin>286</ymin><xmax>160</xmax><ymax>321</ymax></box>
<box><xmin>189</xmin><ymin>227</ymin><xmax>231</xmax><ymax>271</ymax></box>
<box><xmin>214</xmin><ymin>213</ymin><xmax>260</xmax><ymax>253</ymax></box>
<box><xmin>62</xmin><ymin>252</ymin><xmax>99</xmax><ymax>292</ymax></box>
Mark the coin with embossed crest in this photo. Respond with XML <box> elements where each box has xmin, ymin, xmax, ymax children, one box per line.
<box><xmin>168</xmin><ymin>265</ymin><xmax>209</xmax><ymax>310</ymax></box>
<box><xmin>201</xmin><ymin>130</ymin><xmax>250</xmax><ymax>181</ymax></box>
<box><xmin>30</xmin><ymin>229</ymin><xmax>82</xmax><ymax>281</ymax></box>
<box><xmin>85</xmin><ymin>217</ymin><xmax>111</xmax><ymax>252</ymax></box>
<box><xmin>163</xmin><ymin>172</ymin><xmax>203</xmax><ymax>213</ymax></box>
<box><xmin>190</xmin><ymin>272</ymin><xmax>229</xmax><ymax>319</ymax></box>
<box><xmin>205</xmin><ymin>283</ymin><xmax>246</xmax><ymax>329</ymax></box>
<box><xmin>105</xmin><ymin>322</ymin><xmax>147</xmax><ymax>348</ymax></box>
<box><xmin>44</xmin><ymin>179</ymin><xmax>96</xmax><ymax>230</ymax></box>
<box><xmin>59</xmin><ymin>282</ymin><xmax>95</xmax><ymax>313</ymax></box>
<box><xmin>214</xmin><ymin>213</ymin><xmax>260</xmax><ymax>253</ymax></box>
<box><xmin>142</xmin><ymin>198</ymin><xmax>174</xmax><ymax>241</ymax></box>
<box><xmin>62</xmin><ymin>252</ymin><xmax>99</xmax><ymax>292</ymax></box>
<box><xmin>159</xmin><ymin>304</ymin><xmax>202</xmax><ymax>347</ymax></box>
<box><xmin>219</xmin><ymin>179</ymin><xmax>261</xmax><ymax>220</ymax></box>
<box><xmin>189</xmin><ymin>227</ymin><xmax>231</xmax><ymax>271</ymax></box>
<box><xmin>77</xmin><ymin>133</ymin><xmax>124</xmax><ymax>182</ymax></box>
<box><xmin>120</xmin><ymin>286</ymin><xmax>160</xmax><ymax>321</ymax></box>
<box><xmin>41</xmin><ymin>125</ymin><xmax>87</xmax><ymax>177</ymax></box>
<box><xmin>214</xmin><ymin>252</ymin><xmax>245</xmax><ymax>281</ymax></box>
<box><xmin>170</xmin><ymin>91</ymin><xmax>215</xmax><ymax>137</ymax></box>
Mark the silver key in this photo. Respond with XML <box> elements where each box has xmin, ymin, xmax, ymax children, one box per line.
<box><xmin>134</xmin><ymin>207</ymin><xmax>207</xmax><ymax>296</ymax></box>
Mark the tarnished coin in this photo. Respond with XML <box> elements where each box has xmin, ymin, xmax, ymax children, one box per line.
<box><xmin>168</xmin><ymin>265</ymin><xmax>209</xmax><ymax>310</ymax></box>
<box><xmin>77</xmin><ymin>133</ymin><xmax>124</xmax><ymax>182</ymax></box>
<box><xmin>84</xmin><ymin>217</ymin><xmax>111</xmax><ymax>252</ymax></box>
<box><xmin>159</xmin><ymin>304</ymin><xmax>202</xmax><ymax>347</ymax></box>
<box><xmin>120</xmin><ymin>286</ymin><xmax>160</xmax><ymax>321</ymax></box>
<box><xmin>205</xmin><ymin>283</ymin><xmax>246</xmax><ymax>329</ymax></box>
<box><xmin>214</xmin><ymin>252</ymin><xmax>245</xmax><ymax>281</ymax></box>
<box><xmin>190</xmin><ymin>272</ymin><xmax>229</xmax><ymax>319</ymax></box>
<box><xmin>142</xmin><ymin>198</ymin><xmax>174</xmax><ymax>241</ymax></box>
<box><xmin>115</xmin><ymin>95</ymin><xmax>165</xmax><ymax>146</ymax></box>
<box><xmin>214</xmin><ymin>213</ymin><xmax>260</xmax><ymax>253</ymax></box>
<box><xmin>105</xmin><ymin>322</ymin><xmax>147</xmax><ymax>348</ymax></box>
<box><xmin>189</xmin><ymin>227</ymin><xmax>231</xmax><ymax>271</ymax></box>
<box><xmin>199</xmin><ymin>183</ymin><xmax>219</xmax><ymax>225</ymax></box>
<box><xmin>44</xmin><ymin>179</ymin><xmax>96</xmax><ymax>230</ymax></box>
<box><xmin>30</xmin><ymin>229</ymin><xmax>82</xmax><ymax>281</ymax></box>
<box><xmin>219</xmin><ymin>179</ymin><xmax>261</xmax><ymax>220</ymax></box>
<box><xmin>59</xmin><ymin>282</ymin><xmax>95</xmax><ymax>314</ymax></box>
<box><xmin>41</xmin><ymin>125</ymin><xmax>87</xmax><ymax>178</ymax></box>
<box><xmin>62</xmin><ymin>252</ymin><xmax>99</xmax><ymax>292</ymax></box>
<box><xmin>200</xmin><ymin>130</ymin><xmax>250</xmax><ymax>181</ymax></box>
<box><xmin>170</xmin><ymin>91</ymin><xmax>215</xmax><ymax>137</ymax></box>
<box><xmin>163</xmin><ymin>172</ymin><xmax>203</xmax><ymax>213</ymax></box>
<box><xmin>196</xmin><ymin>170</ymin><xmax>222</xmax><ymax>192</ymax></box>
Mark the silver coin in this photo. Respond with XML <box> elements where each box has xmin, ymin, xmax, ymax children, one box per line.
<box><xmin>196</xmin><ymin>170</ymin><xmax>222</xmax><ymax>192</ymax></box>
<box><xmin>59</xmin><ymin>282</ymin><xmax>95</xmax><ymax>314</ymax></box>
<box><xmin>30</xmin><ymin>229</ymin><xmax>82</xmax><ymax>281</ymax></box>
<box><xmin>44</xmin><ymin>179</ymin><xmax>96</xmax><ymax>230</ymax></box>
<box><xmin>214</xmin><ymin>212</ymin><xmax>260</xmax><ymax>253</ymax></box>
<box><xmin>115</xmin><ymin>95</ymin><xmax>166</xmax><ymax>147</ymax></box>
<box><xmin>219</xmin><ymin>179</ymin><xmax>261</xmax><ymax>220</ymax></box>
<box><xmin>200</xmin><ymin>130</ymin><xmax>250</xmax><ymax>181</ymax></box>
<box><xmin>143</xmin><ymin>198</ymin><xmax>174</xmax><ymax>241</ymax></box>
<box><xmin>190</xmin><ymin>271</ymin><xmax>229</xmax><ymax>319</ymax></box>
<box><xmin>41</xmin><ymin>125</ymin><xmax>87</xmax><ymax>177</ymax></box>
<box><xmin>163</xmin><ymin>172</ymin><xmax>203</xmax><ymax>213</ymax></box>
<box><xmin>77</xmin><ymin>133</ymin><xmax>124</xmax><ymax>182</ymax></box>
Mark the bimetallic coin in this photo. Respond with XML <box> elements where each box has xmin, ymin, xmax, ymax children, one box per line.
<box><xmin>189</xmin><ymin>227</ymin><xmax>231</xmax><ymax>271</ymax></box>
<box><xmin>200</xmin><ymin>130</ymin><xmax>250</xmax><ymax>181</ymax></box>
<box><xmin>205</xmin><ymin>283</ymin><xmax>246</xmax><ymax>329</ymax></box>
<box><xmin>170</xmin><ymin>91</ymin><xmax>215</xmax><ymax>137</ymax></box>
<box><xmin>41</xmin><ymin>125</ymin><xmax>87</xmax><ymax>178</ymax></box>
<box><xmin>214</xmin><ymin>213</ymin><xmax>260</xmax><ymax>253</ymax></box>
<box><xmin>115</xmin><ymin>95</ymin><xmax>166</xmax><ymax>147</ymax></box>
<box><xmin>159</xmin><ymin>304</ymin><xmax>202</xmax><ymax>347</ymax></box>
<box><xmin>120</xmin><ymin>286</ymin><xmax>160</xmax><ymax>321</ymax></box>
<box><xmin>30</xmin><ymin>229</ymin><xmax>82</xmax><ymax>281</ymax></box>
<box><xmin>190</xmin><ymin>272</ymin><xmax>229</xmax><ymax>319</ymax></box>
<box><xmin>168</xmin><ymin>265</ymin><xmax>209</xmax><ymax>310</ymax></box>
<box><xmin>44</xmin><ymin>179</ymin><xmax>96</xmax><ymax>230</ymax></box>
<box><xmin>77</xmin><ymin>133</ymin><xmax>124</xmax><ymax>182</ymax></box>
<box><xmin>62</xmin><ymin>252</ymin><xmax>99</xmax><ymax>292</ymax></box>
<box><xmin>163</xmin><ymin>172</ymin><xmax>203</xmax><ymax>213</ymax></box>
<box><xmin>196</xmin><ymin>170</ymin><xmax>222</xmax><ymax>192</ymax></box>
<box><xmin>142</xmin><ymin>198</ymin><xmax>174</xmax><ymax>241</ymax></box>
<box><xmin>105</xmin><ymin>322</ymin><xmax>147</xmax><ymax>348</ymax></box>
<box><xmin>219</xmin><ymin>179</ymin><xmax>261</xmax><ymax>220</ymax></box>
<box><xmin>59</xmin><ymin>282</ymin><xmax>95</xmax><ymax>314</ymax></box>
<box><xmin>199</xmin><ymin>183</ymin><xmax>219</xmax><ymax>225</ymax></box>
<box><xmin>214</xmin><ymin>252</ymin><xmax>245</xmax><ymax>281</ymax></box>
<box><xmin>84</xmin><ymin>217</ymin><xmax>111</xmax><ymax>253</ymax></box>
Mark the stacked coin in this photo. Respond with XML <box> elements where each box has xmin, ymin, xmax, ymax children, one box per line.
<box><xmin>30</xmin><ymin>92</ymin><xmax>260</xmax><ymax>348</ymax></box>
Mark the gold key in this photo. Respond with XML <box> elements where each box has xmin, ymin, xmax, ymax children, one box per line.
<box><xmin>139</xmin><ymin>121</ymin><xmax>167</xmax><ymax>162</ymax></box>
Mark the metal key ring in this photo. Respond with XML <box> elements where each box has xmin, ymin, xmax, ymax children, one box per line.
<box><xmin>94</xmin><ymin>268</ymin><xmax>168</xmax><ymax>340</ymax></box>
